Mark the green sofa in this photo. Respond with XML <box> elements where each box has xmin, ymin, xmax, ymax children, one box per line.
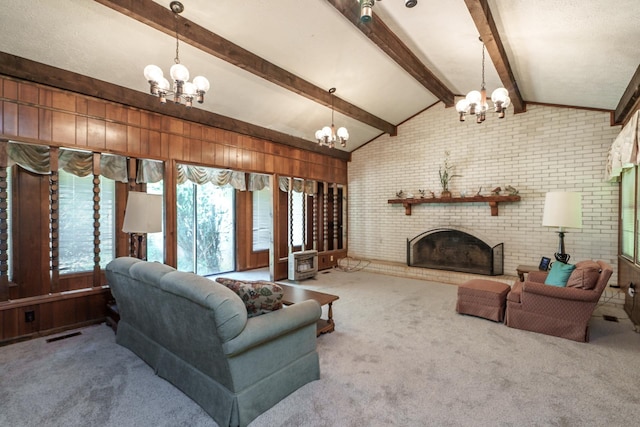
<box><xmin>105</xmin><ymin>257</ymin><xmax>321</xmax><ymax>427</ymax></box>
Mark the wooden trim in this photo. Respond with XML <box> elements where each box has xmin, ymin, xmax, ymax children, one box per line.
<box><xmin>0</xmin><ymin>141</ymin><xmax>7</xmax><ymax>301</ymax></box>
<box><xmin>92</xmin><ymin>153</ymin><xmax>101</xmax><ymax>286</ymax></box>
<box><xmin>388</xmin><ymin>195</ymin><xmax>521</xmax><ymax>216</ymax></box>
<box><xmin>463</xmin><ymin>0</ymin><xmax>526</xmax><ymax>114</ymax></box>
<box><xmin>614</xmin><ymin>64</ymin><xmax>640</xmax><ymax>125</ymax></box>
<box><xmin>49</xmin><ymin>147</ymin><xmax>60</xmax><ymax>293</ymax></box>
<box><xmin>164</xmin><ymin>160</ymin><xmax>177</xmax><ymax>268</ymax></box>
<box><xmin>0</xmin><ymin>286</ymin><xmax>109</xmax><ymax>345</ymax></box>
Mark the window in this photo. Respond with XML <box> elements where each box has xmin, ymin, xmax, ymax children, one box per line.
<box><xmin>291</xmin><ymin>190</ymin><xmax>304</xmax><ymax>247</ymax></box>
<box><xmin>252</xmin><ymin>188</ymin><xmax>271</xmax><ymax>252</ymax></box>
<box><xmin>177</xmin><ymin>181</ymin><xmax>235</xmax><ymax>275</ymax></box>
<box><xmin>146</xmin><ymin>180</ymin><xmax>164</xmax><ymax>263</ymax></box>
<box><xmin>58</xmin><ymin>170</ymin><xmax>115</xmax><ymax>273</ymax></box>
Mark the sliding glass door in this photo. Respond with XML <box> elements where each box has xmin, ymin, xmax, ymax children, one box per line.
<box><xmin>177</xmin><ymin>181</ymin><xmax>235</xmax><ymax>275</ymax></box>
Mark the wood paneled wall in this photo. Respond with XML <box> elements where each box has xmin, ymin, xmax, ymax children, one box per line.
<box><xmin>0</xmin><ymin>77</ymin><xmax>347</xmax><ymax>182</ymax></box>
<box><xmin>0</xmin><ymin>75</ymin><xmax>348</xmax><ymax>343</ymax></box>
<box><xmin>617</xmin><ymin>257</ymin><xmax>640</xmax><ymax>327</ymax></box>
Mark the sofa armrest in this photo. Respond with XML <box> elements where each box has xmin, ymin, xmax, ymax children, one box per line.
<box><xmin>523</xmin><ymin>281</ymin><xmax>600</xmax><ymax>302</ymax></box>
<box><xmin>223</xmin><ymin>299</ymin><xmax>321</xmax><ymax>357</ymax></box>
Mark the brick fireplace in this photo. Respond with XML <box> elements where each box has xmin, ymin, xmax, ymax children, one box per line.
<box><xmin>407</xmin><ymin>228</ymin><xmax>504</xmax><ymax>276</ymax></box>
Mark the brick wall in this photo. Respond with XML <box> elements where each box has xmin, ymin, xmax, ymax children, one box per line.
<box><xmin>348</xmin><ymin>103</ymin><xmax>621</xmax><ymax>289</ymax></box>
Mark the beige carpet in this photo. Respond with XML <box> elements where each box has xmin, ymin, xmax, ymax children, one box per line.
<box><xmin>1</xmin><ymin>269</ymin><xmax>639</xmax><ymax>426</ymax></box>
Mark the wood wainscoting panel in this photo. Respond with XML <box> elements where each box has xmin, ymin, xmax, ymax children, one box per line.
<box><xmin>618</xmin><ymin>257</ymin><xmax>640</xmax><ymax>327</ymax></box>
<box><xmin>0</xmin><ymin>287</ymin><xmax>109</xmax><ymax>345</ymax></box>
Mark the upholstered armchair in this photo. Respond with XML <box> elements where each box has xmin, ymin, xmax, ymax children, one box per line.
<box><xmin>505</xmin><ymin>260</ymin><xmax>613</xmax><ymax>342</ymax></box>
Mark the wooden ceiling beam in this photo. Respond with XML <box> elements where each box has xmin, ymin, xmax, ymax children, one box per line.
<box><xmin>94</xmin><ymin>0</ymin><xmax>396</xmax><ymax>137</ymax></box>
<box><xmin>464</xmin><ymin>0</ymin><xmax>526</xmax><ymax>114</ymax></box>
<box><xmin>614</xmin><ymin>64</ymin><xmax>640</xmax><ymax>125</ymax></box>
<box><xmin>327</xmin><ymin>0</ymin><xmax>455</xmax><ymax>108</ymax></box>
<box><xmin>0</xmin><ymin>52</ymin><xmax>350</xmax><ymax>161</ymax></box>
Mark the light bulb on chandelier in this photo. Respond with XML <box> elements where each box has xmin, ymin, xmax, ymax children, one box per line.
<box><xmin>143</xmin><ymin>1</ymin><xmax>210</xmax><ymax>108</ymax></box>
<box><xmin>456</xmin><ymin>39</ymin><xmax>510</xmax><ymax>123</ymax></box>
<box><xmin>315</xmin><ymin>88</ymin><xmax>349</xmax><ymax>148</ymax></box>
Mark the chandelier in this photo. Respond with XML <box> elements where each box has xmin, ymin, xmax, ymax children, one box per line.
<box><xmin>455</xmin><ymin>40</ymin><xmax>510</xmax><ymax>123</ymax></box>
<box><xmin>315</xmin><ymin>88</ymin><xmax>349</xmax><ymax>148</ymax></box>
<box><xmin>143</xmin><ymin>1</ymin><xmax>210</xmax><ymax>108</ymax></box>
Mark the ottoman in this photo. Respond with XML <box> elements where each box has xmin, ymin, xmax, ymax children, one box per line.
<box><xmin>456</xmin><ymin>279</ymin><xmax>511</xmax><ymax>322</ymax></box>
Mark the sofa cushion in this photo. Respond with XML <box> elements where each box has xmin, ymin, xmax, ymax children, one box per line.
<box><xmin>544</xmin><ymin>262</ymin><xmax>575</xmax><ymax>287</ymax></box>
<box><xmin>566</xmin><ymin>260</ymin><xmax>601</xmax><ymax>290</ymax></box>
<box><xmin>216</xmin><ymin>278</ymin><xmax>284</xmax><ymax>318</ymax></box>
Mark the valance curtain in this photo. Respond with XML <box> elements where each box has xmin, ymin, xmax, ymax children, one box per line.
<box><xmin>7</xmin><ymin>142</ymin><xmax>128</xmax><ymax>182</ymax></box>
<box><xmin>278</xmin><ymin>177</ymin><xmax>316</xmax><ymax>194</ymax></box>
<box><xmin>137</xmin><ymin>159</ymin><xmax>164</xmax><ymax>184</ymax></box>
<box><xmin>606</xmin><ymin>110</ymin><xmax>640</xmax><ymax>182</ymax></box>
<box><xmin>175</xmin><ymin>163</ymin><xmax>270</xmax><ymax>191</ymax></box>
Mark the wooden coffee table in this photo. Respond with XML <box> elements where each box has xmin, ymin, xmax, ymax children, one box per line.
<box><xmin>279</xmin><ymin>284</ymin><xmax>339</xmax><ymax>336</ymax></box>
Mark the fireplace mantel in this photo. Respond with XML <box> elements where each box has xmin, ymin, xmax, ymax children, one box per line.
<box><xmin>387</xmin><ymin>195</ymin><xmax>521</xmax><ymax>216</ymax></box>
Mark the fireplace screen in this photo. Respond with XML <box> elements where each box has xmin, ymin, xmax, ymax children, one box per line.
<box><xmin>407</xmin><ymin>229</ymin><xmax>503</xmax><ymax>276</ymax></box>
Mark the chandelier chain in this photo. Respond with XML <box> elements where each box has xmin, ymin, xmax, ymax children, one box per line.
<box><xmin>481</xmin><ymin>43</ymin><xmax>485</xmax><ymax>90</ymax></box>
<box><xmin>331</xmin><ymin>92</ymin><xmax>335</xmax><ymax>125</ymax></box>
<box><xmin>174</xmin><ymin>14</ymin><xmax>180</xmax><ymax>64</ymax></box>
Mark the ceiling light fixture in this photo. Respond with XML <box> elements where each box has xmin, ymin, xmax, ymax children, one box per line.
<box><xmin>359</xmin><ymin>0</ymin><xmax>375</xmax><ymax>23</ymax></box>
<box><xmin>143</xmin><ymin>1</ymin><xmax>210</xmax><ymax>108</ymax></box>
<box><xmin>456</xmin><ymin>39</ymin><xmax>510</xmax><ymax>123</ymax></box>
<box><xmin>315</xmin><ymin>88</ymin><xmax>349</xmax><ymax>148</ymax></box>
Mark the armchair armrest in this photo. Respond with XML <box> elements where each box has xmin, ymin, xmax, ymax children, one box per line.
<box><xmin>523</xmin><ymin>281</ymin><xmax>600</xmax><ymax>303</ymax></box>
<box><xmin>223</xmin><ymin>299</ymin><xmax>321</xmax><ymax>356</ymax></box>
<box><xmin>526</xmin><ymin>271</ymin><xmax>549</xmax><ymax>283</ymax></box>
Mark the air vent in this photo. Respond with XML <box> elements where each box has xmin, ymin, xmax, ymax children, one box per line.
<box><xmin>46</xmin><ymin>331</ymin><xmax>82</xmax><ymax>343</ymax></box>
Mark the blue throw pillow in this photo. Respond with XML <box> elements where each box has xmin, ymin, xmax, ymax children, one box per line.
<box><xmin>544</xmin><ymin>262</ymin><xmax>576</xmax><ymax>287</ymax></box>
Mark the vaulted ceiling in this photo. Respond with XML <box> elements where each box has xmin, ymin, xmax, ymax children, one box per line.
<box><xmin>1</xmin><ymin>0</ymin><xmax>639</xmax><ymax>161</ymax></box>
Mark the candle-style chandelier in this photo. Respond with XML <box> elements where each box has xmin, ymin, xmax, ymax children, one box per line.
<box><xmin>455</xmin><ymin>39</ymin><xmax>510</xmax><ymax>123</ymax></box>
<box><xmin>315</xmin><ymin>88</ymin><xmax>349</xmax><ymax>148</ymax></box>
<box><xmin>142</xmin><ymin>1</ymin><xmax>210</xmax><ymax>108</ymax></box>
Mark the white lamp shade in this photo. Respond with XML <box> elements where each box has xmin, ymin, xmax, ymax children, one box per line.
<box><xmin>491</xmin><ymin>87</ymin><xmax>509</xmax><ymax>103</ymax></box>
<box><xmin>193</xmin><ymin>75</ymin><xmax>210</xmax><ymax>92</ymax></box>
<box><xmin>143</xmin><ymin>64</ymin><xmax>163</xmax><ymax>82</ymax></box>
<box><xmin>456</xmin><ymin>98</ymin><xmax>469</xmax><ymax>113</ymax></box>
<box><xmin>183</xmin><ymin>81</ymin><xmax>196</xmax><ymax>96</ymax></box>
<box><xmin>465</xmin><ymin>90</ymin><xmax>482</xmax><ymax>105</ymax></box>
<box><xmin>542</xmin><ymin>191</ymin><xmax>583</xmax><ymax>229</ymax></box>
<box><xmin>158</xmin><ymin>77</ymin><xmax>171</xmax><ymax>91</ymax></box>
<box><xmin>337</xmin><ymin>127</ymin><xmax>349</xmax><ymax>139</ymax></box>
<box><xmin>170</xmin><ymin>63</ymin><xmax>189</xmax><ymax>82</ymax></box>
<box><xmin>122</xmin><ymin>192</ymin><xmax>163</xmax><ymax>233</ymax></box>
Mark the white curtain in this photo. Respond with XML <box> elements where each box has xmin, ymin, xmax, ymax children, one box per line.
<box><xmin>606</xmin><ymin>110</ymin><xmax>640</xmax><ymax>182</ymax></box>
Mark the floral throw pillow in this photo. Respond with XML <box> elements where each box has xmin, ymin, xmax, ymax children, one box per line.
<box><xmin>215</xmin><ymin>278</ymin><xmax>284</xmax><ymax>318</ymax></box>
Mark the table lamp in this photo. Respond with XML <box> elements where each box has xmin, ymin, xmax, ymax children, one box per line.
<box><xmin>542</xmin><ymin>191</ymin><xmax>582</xmax><ymax>263</ymax></box>
<box><xmin>122</xmin><ymin>191</ymin><xmax>163</xmax><ymax>260</ymax></box>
